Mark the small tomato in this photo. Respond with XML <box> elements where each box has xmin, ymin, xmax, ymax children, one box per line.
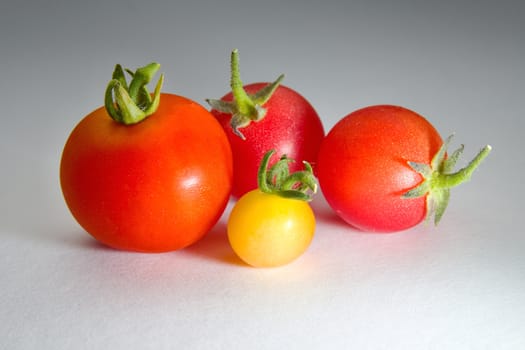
<box><xmin>317</xmin><ymin>105</ymin><xmax>491</xmax><ymax>232</ymax></box>
<box><xmin>227</xmin><ymin>150</ymin><xmax>317</xmax><ymax>267</ymax></box>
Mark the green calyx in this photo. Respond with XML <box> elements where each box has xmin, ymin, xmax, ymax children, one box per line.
<box><xmin>258</xmin><ymin>150</ymin><xmax>317</xmax><ymax>202</ymax></box>
<box><xmin>104</xmin><ymin>62</ymin><xmax>164</xmax><ymax>125</ymax></box>
<box><xmin>206</xmin><ymin>49</ymin><xmax>284</xmax><ymax>140</ymax></box>
<box><xmin>403</xmin><ymin>134</ymin><xmax>492</xmax><ymax>225</ymax></box>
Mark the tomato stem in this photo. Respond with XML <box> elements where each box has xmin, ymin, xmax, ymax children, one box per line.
<box><xmin>258</xmin><ymin>150</ymin><xmax>317</xmax><ymax>201</ymax></box>
<box><xmin>230</xmin><ymin>49</ymin><xmax>258</xmax><ymax>118</ymax></box>
<box><xmin>436</xmin><ymin>144</ymin><xmax>492</xmax><ymax>188</ymax></box>
<box><xmin>104</xmin><ymin>62</ymin><xmax>164</xmax><ymax>125</ymax></box>
<box><xmin>206</xmin><ymin>49</ymin><xmax>284</xmax><ymax>140</ymax></box>
<box><xmin>403</xmin><ymin>134</ymin><xmax>492</xmax><ymax>225</ymax></box>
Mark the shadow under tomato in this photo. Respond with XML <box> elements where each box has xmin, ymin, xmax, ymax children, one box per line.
<box><xmin>69</xmin><ymin>223</ymin><xmax>245</xmax><ymax>265</ymax></box>
<box><xmin>45</xmin><ymin>218</ymin><xmax>244</xmax><ymax>263</ymax></box>
<box><xmin>14</xmin><ymin>221</ymin><xmax>110</xmax><ymax>252</ymax></box>
<box><xmin>310</xmin><ymin>195</ymin><xmax>357</xmax><ymax>230</ymax></box>
<box><xmin>182</xmin><ymin>221</ymin><xmax>245</xmax><ymax>266</ymax></box>
<box><xmin>56</xmin><ymin>227</ymin><xmax>134</xmax><ymax>252</ymax></box>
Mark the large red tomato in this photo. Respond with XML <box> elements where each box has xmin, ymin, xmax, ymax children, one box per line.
<box><xmin>317</xmin><ymin>105</ymin><xmax>490</xmax><ymax>232</ymax></box>
<box><xmin>60</xmin><ymin>63</ymin><xmax>233</xmax><ymax>252</ymax></box>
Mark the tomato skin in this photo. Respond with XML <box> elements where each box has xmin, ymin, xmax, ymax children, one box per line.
<box><xmin>60</xmin><ymin>94</ymin><xmax>233</xmax><ymax>252</ymax></box>
<box><xmin>227</xmin><ymin>190</ymin><xmax>315</xmax><ymax>267</ymax></box>
<box><xmin>211</xmin><ymin>84</ymin><xmax>325</xmax><ymax>198</ymax></box>
<box><xmin>317</xmin><ymin>105</ymin><xmax>443</xmax><ymax>232</ymax></box>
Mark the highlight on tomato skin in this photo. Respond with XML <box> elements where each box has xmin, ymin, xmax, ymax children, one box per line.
<box><xmin>207</xmin><ymin>49</ymin><xmax>325</xmax><ymax>199</ymax></box>
<box><xmin>60</xmin><ymin>62</ymin><xmax>233</xmax><ymax>252</ymax></box>
<box><xmin>227</xmin><ymin>150</ymin><xmax>318</xmax><ymax>268</ymax></box>
<box><xmin>316</xmin><ymin>104</ymin><xmax>491</xmax><ymax>233</ymax></box>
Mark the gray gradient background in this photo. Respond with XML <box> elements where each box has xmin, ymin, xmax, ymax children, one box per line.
<box><xmin>1</xmin><ymin>0</ymin><xmax>524</xmax><ymax>348</ymax></box>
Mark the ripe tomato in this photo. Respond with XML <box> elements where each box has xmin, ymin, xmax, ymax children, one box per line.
<box><xmin>227</xmin><ymin>150</ymin><xmax>317</xmax><ymax>267</ymax></box>
<box><xmin>60</xmin><ymin>63</ymin><xmax>233</xmax><ymax>252</ymax></box>
<box><xmin>317</xmin><ymin>105</ymin><xmax>491</xmax><ymax>232</ymax></box>
<box><xmin>207</xmin><ymin>49</ymin><xmax>325</xmax><ymax>198</ymax></box>
<box><xmin>228</xmin><ymin>190</ymin><xmax>315</xmax><ymax>267</ymax></box>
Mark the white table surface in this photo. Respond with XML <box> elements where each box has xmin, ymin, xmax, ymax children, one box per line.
<box><xmin>1</xmin><ymin>1</ymin><xmax>524</xmax><ymax>349</ymax></box>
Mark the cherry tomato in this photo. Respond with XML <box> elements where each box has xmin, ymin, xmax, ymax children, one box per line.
<box><xmin>227</xmin><ymin>150</ymin><xmax>317</xmax><ymax>267</ymax></box>
<box><xmin>207</xmin><ymin>49</ymin><xmax>325</xmax><ymax>198</ymax></box>
<box><xmin>228</xmin><ymin>190</ymin><xmax>315</xmax><ymax>267</ymax></box>
<box><xmin>60</xmin><ymin>63</ymin><xmax>233</xmax><ymax>252</ymax></box>
<box><xmin>317</xmin><ymin>105</ymin><xmax>491</xmax><ymax>232</ymax></box>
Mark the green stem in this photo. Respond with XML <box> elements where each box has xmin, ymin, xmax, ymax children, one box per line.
<box><xmin>205</xmin><ymin>49</ymin><xmax>284</xmax><ymax>140</ymax></box>
<box><xmin>434</xmin><ymin>145</ymin><xmax>492</xmax><ymax>189</ymax></box>
<box><xmin>257</xmin><ymin>150</ymin><xmax>273</xmax><ymax>194</ymax></box>
<box><xmin>404</xmin><ymin>135</ymin><xmax>492</xmax><ymax>225</ymax></box>
<box><xmin>230</xmin><ymin>49</ymin><xmax>257</xmax><ymax>118</ymax></box>
<box><xmin>104</xmin><ymin>62</ymin><xmax>164</xmax><ymax>125</ymax></box>
<box><xmin>258</xmin><ymin>150</ymin><xmax>317</xmax><ymax>201</ymax></box>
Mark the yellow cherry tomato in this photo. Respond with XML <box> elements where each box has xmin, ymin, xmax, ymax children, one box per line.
<box><xmin>227</xmin><ymin>189</ymin><xmax>316</xmax><ymax>267</ymax></box>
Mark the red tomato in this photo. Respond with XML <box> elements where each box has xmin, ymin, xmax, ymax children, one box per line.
<box><xmin>317</xmin><ymin>105</ymin><xmax>490</xmax><ymax>232</ymax></box>
<box><xmin>208</xmin><ymin>50</ymin><xmax>325</xmax><ymax>198</ymax></box>
<box><xmin>60</xmin><ymin>65</ymin><xmax>233</xmax><ymax>252</ymax></box>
